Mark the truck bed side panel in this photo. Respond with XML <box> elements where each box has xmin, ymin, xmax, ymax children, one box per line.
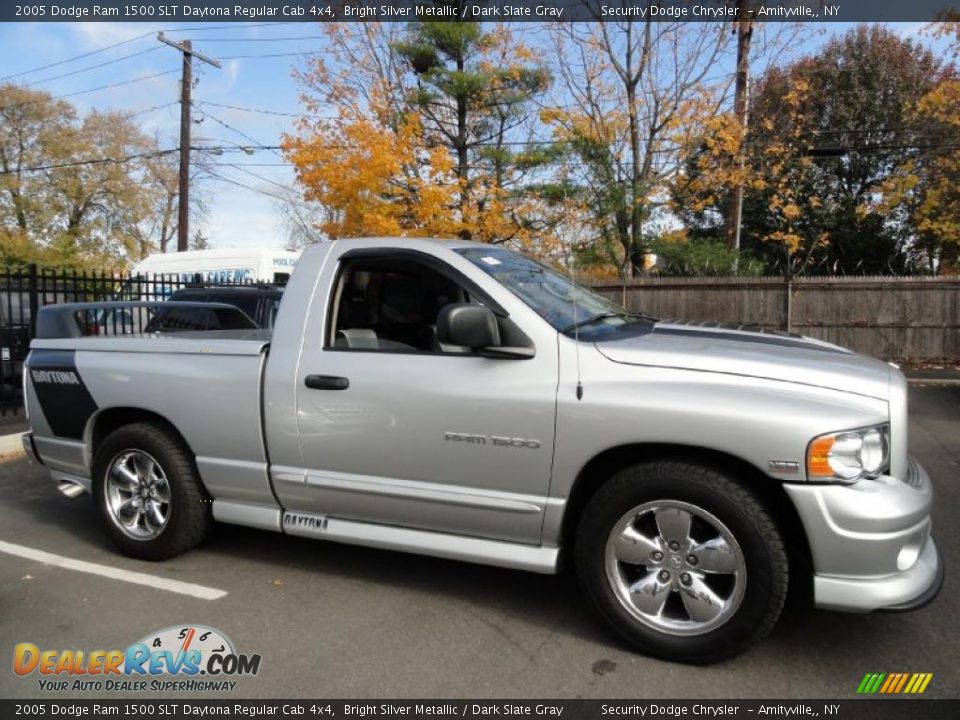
<box><xmin>26</xmin><ymin>341</ymin><xmax>273</xmax><ymax>508</ymax></box>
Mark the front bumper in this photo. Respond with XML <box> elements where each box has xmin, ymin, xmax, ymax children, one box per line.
<box><xmin>783</xmin><ymin>457</ymin><xmax>943</xmax><ymax>612</ymax></box>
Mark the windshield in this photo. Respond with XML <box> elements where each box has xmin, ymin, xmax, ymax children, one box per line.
<box><xmin>457</xmin><ymin>247</ymin><xmax>655</xmax><ymax>340</ymax></box>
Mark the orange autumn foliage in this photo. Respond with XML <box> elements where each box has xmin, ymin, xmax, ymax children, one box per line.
<box><xmin>283</xmin><ymin>106</ymin><xmax>461</xmax><ymax>240</ymax></box>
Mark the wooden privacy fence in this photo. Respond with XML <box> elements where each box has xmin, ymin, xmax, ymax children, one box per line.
<box><xmin>590</xmin><ymin>276</ymin><xmax>960</xmax><ymax>363</ymax></box>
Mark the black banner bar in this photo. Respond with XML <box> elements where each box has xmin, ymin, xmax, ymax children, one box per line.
<box><xmin>2</xmin><ymin>700</ymin><xmax>960</xmax><ymax>720</ymax></box>
<box><xmin>2</xmin><ymin>0</ymin><xmax>957</xmax><ymax>23</ymax></box>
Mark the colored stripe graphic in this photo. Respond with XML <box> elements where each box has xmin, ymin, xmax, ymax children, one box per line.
<box><xmin>893</xmin><ymin>673</ymin><xmax>909</xmax><ymax>693</ymax></box>
<box><xmin>857</xmin><ymin>672</ymin><xmax>933</xmax><ymax>694</ymax></box>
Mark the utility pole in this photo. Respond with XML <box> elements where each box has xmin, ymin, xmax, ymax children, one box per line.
<box><xmin>726</xmin><ymin>6</ymin><xmax>754</xmax><ymax>252</ymax></box>
<box><xmin>157</xmin><ymin>32</ymin><xmax>220</xmax><ymax>252</ymax></box>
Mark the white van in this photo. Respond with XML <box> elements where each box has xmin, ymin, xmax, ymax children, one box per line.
<box><xmin>131</xmin><ymin>248</ymin><xmax>301</xmax><ymax>286</ymax></box>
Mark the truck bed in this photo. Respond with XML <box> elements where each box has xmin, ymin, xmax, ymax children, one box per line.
<box><xmin>26</xmin><ymin>332</ymin><xmax>273</xmax><ymax>509</ymax></box>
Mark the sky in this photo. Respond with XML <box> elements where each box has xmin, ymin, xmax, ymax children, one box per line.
<box><xmin>0</xmin><ymin>20</ymin><xmax>935</xmax><ymax>255</ymax></box>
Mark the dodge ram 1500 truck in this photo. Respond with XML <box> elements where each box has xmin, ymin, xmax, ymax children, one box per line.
<box><xmin>22</xmin><ymin>238</ymin><xmax>942</xmax><ymax>663</ymax></box>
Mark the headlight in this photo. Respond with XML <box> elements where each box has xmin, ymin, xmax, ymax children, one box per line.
<box><xmin>806</xmin><ymin>425</ymin><xmax>890</xmax><ymax>482</ymax></box>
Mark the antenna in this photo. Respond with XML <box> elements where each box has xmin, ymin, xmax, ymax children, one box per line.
<box><xmin>562</xmin><ymin>192</ymin><xmax>584</xmax><ymax>401</ymax></box>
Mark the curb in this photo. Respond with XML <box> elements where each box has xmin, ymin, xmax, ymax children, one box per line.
<box><xmin>0</xmin><ymin>432</ymin><xmax>24</xmax><ymax>457</ymax></box>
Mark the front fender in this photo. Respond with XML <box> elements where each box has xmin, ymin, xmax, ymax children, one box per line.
<box><xmin>551</xmin><ymin>345</ymin><xmax>889</xmax><ymax>503</ymax></box>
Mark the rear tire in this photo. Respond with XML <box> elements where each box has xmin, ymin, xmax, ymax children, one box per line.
<box><xmin>92</xmin><ymin>421</ymin><xmax>212</xmax><ymax>560</ymax></box>
<box><xmin>575</xmin><ymin>460</ymin><xmax>788</xmax><ymax>663</ymax></box>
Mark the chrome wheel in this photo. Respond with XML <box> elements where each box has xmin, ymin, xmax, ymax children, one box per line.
<box><xmin>604</xmin><ymin>500</ymin><xmax>746</xmax><ymax>636</ymax></box>
<box><xmin>104</xmin><ymin>450</ymin><xmax>171</xmax><ymax>540</ymax></box>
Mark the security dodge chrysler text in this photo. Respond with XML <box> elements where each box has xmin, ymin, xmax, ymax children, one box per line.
<box><xmin>22</xmin><ymin>238</ymin><xmax>942</xmax><ymax>662</ymax></box>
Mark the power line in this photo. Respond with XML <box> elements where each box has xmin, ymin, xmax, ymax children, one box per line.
<box><xmin>0</xmin><ymin>69</ymin><xmax>180</xmax><ymax>112</ymax></box>
<box><xmin>1</xmin><ymin>144</ymin><xmax>281</xmax><ymax>176</ymax></box>
<box><xmin>0</xmin><ymin>31</ymin><xmax>155</xmax><ymax>82</ymax></box>
<box><xmin>165</xmin><ymin>21</ymin><xmax>302</xmax><ymax>34</ymax></box>
<box><xmin>7</xmin><ymin>132</ymin><xmax>960</xmax><ymax>178</ymax></box>
<box><xmin>198</xmin><ymin>101</ymin><xmax>305</xmax><ymax>118</ymax></box>
<box><xmin>0</xmin><ymin>21</ymin><xmax>301</xmax><ymax>83</ymax></box>
<box><xmin>195</xmin><ymin>36</ymin><xmax>322</xmax><ymax>43</ymax></box>
<box><xmin>220</xmin><ymin>51</ymin><xmax>327</xmax><ymax>60</ymax></box>
<box><xmin>208</xmin><ymin>162</ymin><xmax>294</xmax><ymax>167</ymax></box>
<box><xmin>207</xmin><ymin>170</ymin><xmax>300</xmax><ymax>204</ymax></box>
<box><xmin>222</xmin><ymin>163</ymin><xmax>300</xmax><ymax>194</ymax></box>
<box><xmin>196</xmin><ymin>143</ymin><xmax>284</xmax><ymax>151</ymax></box>
<box><xmin>0</xmin><ymin>148</ymin><xmax>180</xmax><ymax>175</ymax></box>
<box><xmin>123</xmin><ymin>101</ymin><xmax>179</xmax><ymax>119</ymax></box>
<box><xmin>206</xmin><ymin>169</ymin><xmax>323</xmax><ymax>242</ymax></box>
<box><xmin>194</xmin><ymin>103</ymin><xmax>285</xmax><ymax>159</ymax></box>
<box><xmin>22</xmin><ymin>47</ymin><xmax>162</xmax><ymax>88</ymax></box>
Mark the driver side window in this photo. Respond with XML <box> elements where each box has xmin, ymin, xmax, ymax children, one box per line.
<box><xmin>329</xmin><ymin>259</ymin><xmax>470</xmax><ymax>353</ymax></box>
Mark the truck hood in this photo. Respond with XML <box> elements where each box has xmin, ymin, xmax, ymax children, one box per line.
<box><xmin>595</xmin><ymin>320</ymin><xmax>892</xmax><ymax>400</ymax></box>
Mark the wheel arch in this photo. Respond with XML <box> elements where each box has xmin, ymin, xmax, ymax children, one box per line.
<box><xmin>561</xmin><ymin>443</ymin><xmax>812</xmax><ymax>602</ymax></box>
<box><xmin>86</xmin><ymin>407</ymin><xmax>198</xmax><ymax>477</ymax></box>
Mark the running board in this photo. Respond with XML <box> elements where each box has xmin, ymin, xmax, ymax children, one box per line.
<box><xmin>213</xmin><ymin>500</ymin><xmax>282</xmax><ymax>532</ymax></box>
<box><xmin>282</xmin><ymin>510</ymin><xmax>560</xmax><ymax>574</ymax></box>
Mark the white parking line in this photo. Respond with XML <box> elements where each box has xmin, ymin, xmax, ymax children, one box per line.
<box><xmin>0</xmin><ymin>540</ymin><xmax>227</xmax><ymax>600</ymax></box>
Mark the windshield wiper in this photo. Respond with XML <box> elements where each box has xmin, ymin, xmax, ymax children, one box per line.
<box><xmin>562</xmin><ymin>311</ymin><xmax>655</xmax><ymax>334</ymax></box>
<box><xmin>562</xmin><ymin>312</ymin><xmax>623</xmax><ymax>333</ymax></box>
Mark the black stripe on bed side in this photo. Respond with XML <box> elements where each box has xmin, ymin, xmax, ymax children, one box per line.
<box><xmin>26</xmin><ymin>349</ymin><xmax>99</xmax><ymax>440</ymax></box>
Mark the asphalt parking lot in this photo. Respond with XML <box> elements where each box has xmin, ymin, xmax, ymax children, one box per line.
<box><xmin>0</xmin><ymin>385</ymin><xmax>957</xmax><ymax>700</ymax></box>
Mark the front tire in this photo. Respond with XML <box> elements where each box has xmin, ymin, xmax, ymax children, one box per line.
<box><xmin>93</xmin><ymin>422</ymin><xmax>212</xmax><ymax>560</ymax></box>
<box><xmin>575</xmin><ymin>461</ymin><xmax>788</xmax><ymax>663</ymax></box>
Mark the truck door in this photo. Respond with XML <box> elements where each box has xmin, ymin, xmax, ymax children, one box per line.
<box><xmin>284</xmin><ymin>248</ymin><xmax>558</xmax><ymax>546</ymax></box>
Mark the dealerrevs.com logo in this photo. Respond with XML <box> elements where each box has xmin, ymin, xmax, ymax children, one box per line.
<box><xmin>13</xmin><ymin>625</ymin><xmax>261</xmax><ymax>692</ymax></box>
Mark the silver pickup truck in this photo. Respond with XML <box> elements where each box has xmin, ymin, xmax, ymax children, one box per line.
<box><xmin>22</xmin><ymin>238</ymin><xmax>942</xmax><ymax>663</ymax></box>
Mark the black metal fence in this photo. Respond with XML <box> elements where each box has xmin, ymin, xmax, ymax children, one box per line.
<box><xmin>0</xmin><ymin>265</ymin><xmax>268</xmax><ymax>416</ymax></box>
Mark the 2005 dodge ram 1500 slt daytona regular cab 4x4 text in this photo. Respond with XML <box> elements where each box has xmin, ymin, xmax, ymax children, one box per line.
<box><xmin>22</xmin><ymin>238</ymin><xmax>943</xmax><ymax>663</ymax></box>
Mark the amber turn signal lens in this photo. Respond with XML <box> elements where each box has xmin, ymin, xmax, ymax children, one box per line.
<box><xmin>807</xmin><ymin>435</ymin><xmax>835</xmax><ymax>477</ymax></box>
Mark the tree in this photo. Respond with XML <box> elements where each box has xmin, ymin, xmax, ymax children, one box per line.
<box><xmin>875</xmin><ymin>19</ymin><xmax>960</xmax><ymax>273</ymax></box>
<box><xmin>285</xmin><ymin>19</ymin><xmax>561</xmax><ymax>252</ymax></box>
<box><xmin>285</xmin><ymin>104</ymin><xmax>460</xmax><ymax>239</ymax></box>
<box><xmin>190</xmin><ymin>230</ymin><xmax>211</xmax><ymax>251</ymax></box>
<box><xmin>130</xmin><ymin>144</ymin><xmax>180</xmax><ymax>256</ymax></box>
<box><xmin>0</xmin><ymin>85</ymin><xmax>77</xmax><ymax>255</ymax></box>
<box><xmin>542</xmin><ymin>20</ymin><xmax>733</xmax><ymax>278</ymax></box>
<box><xmin>649</xmin><ymin>231</ymin><xmax>764</xmax><ymax>277</ymax></box>
<box><xmin>394</xmin><ymin>19</ymin><xmax>554</xmax><ymax>242</ymax></box>
<box><xmin>673</xmin><ymin>77</ymin><xmax>826</xmax><ymax>276</ymax></box>
<box><xmin>0</xmin><ymin>84</ymin><xmax>190</xmax><ymax>269</ymax></box>
<box><xmin>680</xmin><ymin>26</ymin><xmax>950</xmax><ymax>275</ymax></box>
<box><xmin>45</xmin><ymin>110</ymin><xmax>160</xmax><ymax>264</ymax></box>
<box><xmin>912</xmin><ymin>91</ymin><xmax>960</xmax><ymax>272</ymax></box>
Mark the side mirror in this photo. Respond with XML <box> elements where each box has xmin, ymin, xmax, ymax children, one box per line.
<box><xmin>437</xmin><ymin>303</ymin><xmax>500</xmax><ymax>349</ymax></box>
<box><xmin>436</xmin><ymin>303</ymin><xmax>535</xmax><ymax>359</ymax></box>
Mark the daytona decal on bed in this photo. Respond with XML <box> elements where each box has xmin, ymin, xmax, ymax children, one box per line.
<box><xmin>26</xmin><ymin>349</ymin><xmax>98</xmax><ymax>440</ymax></box>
